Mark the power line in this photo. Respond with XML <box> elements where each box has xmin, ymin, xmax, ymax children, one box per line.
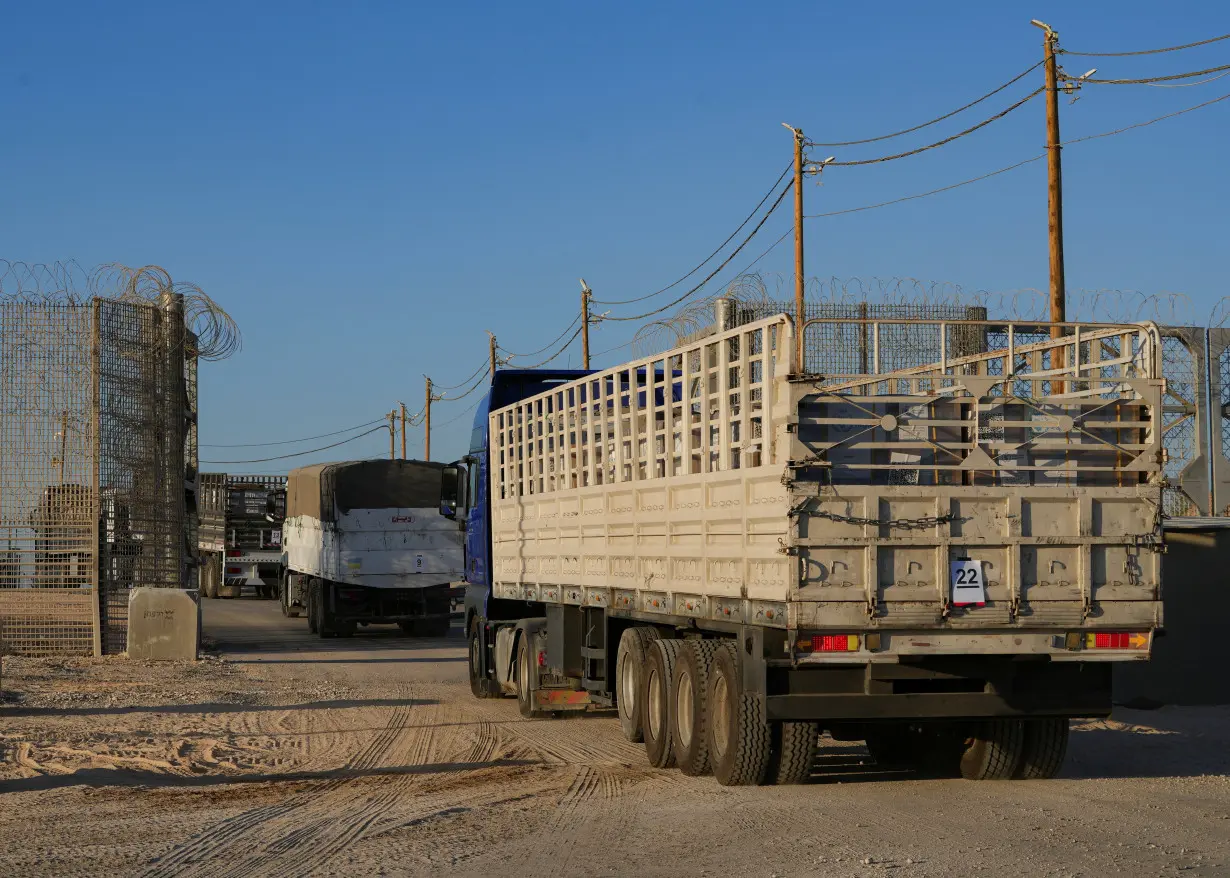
<box><xmin>808</xmin><ymin>60</ymin><xmax>1045</xmax><ymax>147</ymax></box>
<box><xmin>603</xmin><ymin>181</ymin><xmax>793</xmax><ymax>322</ymax></box>
<box><xmin>1060</xmin><ymin>89</ymin><xmax>1230</xmax><ymax>146</ymax></box>
<box><xmin>431</xmin><ymin>358</ymin><xmax>490</xmax><ymax>391</ymax></box>
<box><xmin>1144</xmin><ymin>71</ymin><xmax>1230</xmax><ymax>88</ymax></box>
<box><xmin>1063</xmin><ymin>33</ymin><xmax>1230</xmax><ymax>57</ymax></box>
<box><xmin>499</xmin><ymin>314</ymin><xmax>581</xmax><ymax>359</ymax></box>
<box><xmin>435</xmin><ymin>398</ymin><xmax>482</xmax><ymax>429</ymax></box>
<box><xmin>516</xmin><ymin>325</ymin><xmax>584</xmax><ymax>368</ymax></box>
<box><xmin>200</xmin><ymin>417</ymin><xmax>386</xmax><ymax>448</ymax></box>
<box><xmin>592</xmin><ymin>163</ymin><xmax>793</xmax><ymax>306</ymax></box>
<box><xmin>201</xmin><ymin>424</ymin><xmax>389</xmax><ymax>465</ymax></box>
<box><xmin>1078</xmin><ymin>62</ymin><xmax>1230</xmax><ymax>86</ymax></box>
<box><xmin>434</xmin><ymin>364</ymin><xmax>491</xmax><ymax>402</ymax></box>
<box><xmin>826</xmin><ymin>88</ymin><xmax>1043</xmax><ymax>167</ymax></box>
<box><xmin>806</xmin><ymin>155</ymin><xmax>1045</xmax><ymax>219</ymax></box>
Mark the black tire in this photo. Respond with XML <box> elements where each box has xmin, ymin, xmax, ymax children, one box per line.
<box><xmin>959</xmin><ymin>720</ymin><xmax>1026</xmax><ymax>780</ymax></box>
<box><xmin>202</xmin><ymin>555</ymin><xmax>220</xmax><ymax>599</ymax></box>
<box><xmin>765</xmin><ymin>722</ymin><xmax>818</xmax><ymax>785</ymax></box>
<box><xmin>616</xmin><ymin>627</ymin><xmax>661</xmax><ymax>743</ymax></box>
<box><xmin>706</xmin><ymin>641</ymin><xmax>771</xmax><ymax>786</ymax></box>
<box><xmin>1016</xmin><ymin>718</ymin><xmax>1069</xmax><ymax>779</ymax></box>
<box><xmin>643</xmin><ymin>639</ymin><xmax>684</xmax><ymax>769</ymax></box>
<box><xmin>671</xmin><ymin>640</ymin><xmax>718</xmax><ymax>776</ymax></box>
<box><xmin>398</xmin><ymin>621</ymin><xmax>416</xmax><ymax>636</ymax></box>
<box><xmin>516</xmin><ymin>632</ymin><xmax>545</xmax><ymax>719</ymax></box>
<box><xmin>468</xmin><ymin>619</ymin><xmax>500</xmax><ymax>699</ymax></box>
<box><xmin>307</xmin><ymin>580</ymin><xmax>320</xmax><ymax>633</ymax></box>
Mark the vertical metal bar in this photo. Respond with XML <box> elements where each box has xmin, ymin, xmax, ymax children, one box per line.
<box><xmin>793</xmin><ymin>128</ymin><xmax>806</xmax><ymax>375</ymax></box>
<box><xmin>90</xmin><ymin>299</ymin><xmax>102</xmax><ymax>657</ymax></box>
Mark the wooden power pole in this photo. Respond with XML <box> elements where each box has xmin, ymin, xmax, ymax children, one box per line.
<box><xmin>1033</xmin><ymin>19</ymin><xmax>1066</xmax><ymax>326</ymax></box>
<box><xmin>788</xmin><ymin>124</ymin><xmax>806</xmax><ymax>374</ymax></box>
<box><xmin>580</xmin><ymin>280</ymin><xmax>592</xmax><ymax>370</ymax></box>
<box><xmin>399</xmin><ymin>401</ymin><xmax>407</xmax><ymax>460</ymax></box>
<box><xmin>387</xmin><ymin>410</ymin><xmax>396</xmax><ymax>460</ymax></box>
<box><xmin>424</xmin><ymin>377</ymin><xmax>433</xmax><ymax>462</ymax></box>
<box><xmin>488</xmin><ymin>332</ymin><xmax>498</xmax><ymax>381</ymax></box>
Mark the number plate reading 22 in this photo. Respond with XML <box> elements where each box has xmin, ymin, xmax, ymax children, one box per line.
<box><xmin>950</xmin><ymin>559</ymin><xmax>986</xmax><ymax>607</ymax></box>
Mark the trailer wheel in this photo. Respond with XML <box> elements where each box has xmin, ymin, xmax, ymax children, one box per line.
<box><xmin>515</xmin><ymin>633</ymin><xmax>546</xmax><ymax>719</ymax></box>
<box><xmin>615</xmin><ymin>627</ymin><xmax>661</xmax><ymax>743</ymax></box>
<box><xmin>706</xmin><ymin>641</ymin><xmax>771</xmax><ymax>786</ymax></box>
<box><xmin>1016</xmin><ymin>718</ymin><xmax>1069</xmax><ymax>779</ymax></box>
<box><xmin>765</xmin><ymin>722</ymin><xmax>818</xmax><ymax>785</ymax></box>
<box><xmin>671</xmin><ymin>640</ymin><xmax>718</xmax><ymax>776</ymax></box>
<box><xmin>643</xmin><ymin>639</ymin><xmax>684</xmax><ymax>769</ymax></box>
<box><xmin>958</xmin><ymin>720</ymin><xmax>1026</xmax><ymax>780</ymax></box>
<box><xmin>468</xmin><ymin>619</ymin><xmax>500</xmax><ymax>699</ymax></box>
<box><xmin>202</xmin><ymin>555</ymin><xmax>220</xmax><ymax>599</ymax></box>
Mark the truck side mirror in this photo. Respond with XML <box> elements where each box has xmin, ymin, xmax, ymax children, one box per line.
<box><xmin>440</xmin><ymin>464</ymin><xmax>463</xmax><ymax>520</ymax></box>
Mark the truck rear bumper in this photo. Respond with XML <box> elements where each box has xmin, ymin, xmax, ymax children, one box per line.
<box><xmin>767</xmin><ymin>690</ymin><xmax>1111</xmax><ymax>721</ymax></box>
<box><xmin>766</xmin><ymin>658</ymin><xmax>1112</xmax><ymax>721</ymax></box>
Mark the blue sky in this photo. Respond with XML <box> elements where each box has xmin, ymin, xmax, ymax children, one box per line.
<box><xmin>2</xmin><ymin>2</ymin><xmax>1227</xmax><ymax>469</ymax></box>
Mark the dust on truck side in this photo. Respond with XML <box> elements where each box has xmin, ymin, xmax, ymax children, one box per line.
<box><xmin>464</xmin><ymin>313</ymin><xmax>1165</xmax><ymax>785</ymax></box>
<box><xmin>198</xmin><ymin>474</ymin><xmax>288</xmax><ymax>600</ymax></box>
<box><xmin>281</xmin><ymin>459</ymin><xmax>465</xmax><ymax>637</ymax></box>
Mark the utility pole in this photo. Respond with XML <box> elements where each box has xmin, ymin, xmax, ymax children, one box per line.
<box><xmin>580</xmin><ymin>279</ymin><xmax>592</xmax><ymax>370</ymax></box>
<box><xmin>399</xmin><ymin>401</ymin><xmax>407</xmax><ymax>460</ymax></box>
<box><xmin>488</xmin><ymin>332</ymin><xmax>498</xmax><ymax>381</ymax></box>
<box><xmin>424</xmin><ymin>377</ymin><xmax>433</xmax><ymax>461</ymax></box>
<box><xmin>387</xmin><ymin>409</ymin><xmax>396</xmax><ymax>460</ymax></box>
<box><xmin>1032</xmin><ymin>19</ymin><xmax>1066</xmax><ymax>327</ymax></box>
<box><xmin>785</xmin><ymin>124</ymin><xmax>806</xmax><ymax>375</ymax></box>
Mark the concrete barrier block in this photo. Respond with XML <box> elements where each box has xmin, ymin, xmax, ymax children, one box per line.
<box><xmin>126</xmin><ymin>588</ymin><xmax>200</xmax><ymax>660</ymax></box>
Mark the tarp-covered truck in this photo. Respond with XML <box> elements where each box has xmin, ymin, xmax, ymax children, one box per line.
<box><xmin>198</xmin><ymin>474</ymin><xmax>287</xmax><ymax>600</ymax></box>
<box><xmin>281</xmin><ymin>459</ymin><xmax>465</xmax><ymax>637</ymax></box>
<box><xmin>464</xmin><ymin>312</ymin><xmax>1165</xmax><ymax>785</ymax></box>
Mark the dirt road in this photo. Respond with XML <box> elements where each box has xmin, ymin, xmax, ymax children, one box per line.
<box><xmin>2</xmin><ymin>598</ymin><xmax>1229</xmax><ymax>877</ymax></box>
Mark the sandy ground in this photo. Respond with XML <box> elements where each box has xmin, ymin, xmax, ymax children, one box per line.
<box><xmin>1</xmin><ymin>599</ymin><xmax>1229</xmax><ymax>877</ymax></box>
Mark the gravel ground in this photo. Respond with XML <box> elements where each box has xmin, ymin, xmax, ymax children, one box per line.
<box><xmin>2</xmin><ymin>598</ymin><xmax>1229</xmax><ymax>878</ymax></box>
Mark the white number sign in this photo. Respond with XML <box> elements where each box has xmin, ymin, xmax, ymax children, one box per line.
<box><xmin>950</xmin><ymin>559</ymin><xmax>986</xmax><ymax>607</ymax></box>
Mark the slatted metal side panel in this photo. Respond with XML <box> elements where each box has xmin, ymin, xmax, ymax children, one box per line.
<box><xmin>0</xmin><ymin>300</ymin><xmax>98</xmax><ymax>655</ymax></box>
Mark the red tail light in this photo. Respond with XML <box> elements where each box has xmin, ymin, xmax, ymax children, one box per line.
<box><xmin>226</xmin><ymin>549</ymin><xmax>241</xmax><ymax>557</ymax></box>
<box><xmin>797</xmin><ymin>634</ymin><xmax>861</xmax><ymax>653</ymax></box>
<box><xmin>1084</xmin><ymin>631</ymin><xmax>1148</xmax><ymax>649</ymax></box>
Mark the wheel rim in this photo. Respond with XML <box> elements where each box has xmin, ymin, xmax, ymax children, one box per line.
<box><xmin>676</xmin><ymin>668</ymin><xmax>694</xmax><ymax>749</ymax></box>
<box><xmin>711</xmin><ymin>674</ymin><xmax>731</xmax><ymax>759</ymax></box>
<box><xmin>470</xmin><ymin>631</ymin><xmax>480</xmax><ymax>681</ymax></box>
<box><xmin>647</xmin><ymin>667</ymin><xmax>664</xmax><ymax>740</ymax></box>
<box><xmin>619</xmin><ymin>650</ymin><xmax>636</xmax><ymax>719</ymax></box>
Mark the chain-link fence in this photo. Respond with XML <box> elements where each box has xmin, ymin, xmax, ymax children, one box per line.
<box><xmin>0</xmin><ymin>263</ymin><xmax>219</xmax><ymax>656</ymax></box>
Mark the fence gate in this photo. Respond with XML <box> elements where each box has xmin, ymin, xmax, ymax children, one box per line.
<box><xmin>0</xmin><ymin>294</ymin><xmax>193</xmax><ymax>655</ymax></box>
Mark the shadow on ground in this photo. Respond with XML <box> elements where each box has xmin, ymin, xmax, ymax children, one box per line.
<box><xmin>0</xmin><ymin>757</ymin><xmax>539</xmax><ymax>795</ymax></box>
<box><xmin>3</xmin><ymin>696</ymin><xmax>437</xmax><ymax>718</ymax></box>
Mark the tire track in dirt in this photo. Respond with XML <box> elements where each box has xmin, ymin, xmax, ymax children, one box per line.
<box><xmin>140</xmin><ymin>702</ymin><xmax>416</xmax><ymax>877</ymax></box>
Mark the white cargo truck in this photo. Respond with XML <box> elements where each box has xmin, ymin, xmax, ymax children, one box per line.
<box><xmin>281</xmin><ymin>459</ymin><xmax>465</xmax><ymax>637</ymax></box>
<box><xmin>464</xmin><ymin>313</ymin><xmax>1165</xmax><ymax>784</ymax></box>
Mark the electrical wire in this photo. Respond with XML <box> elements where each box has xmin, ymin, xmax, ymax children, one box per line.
<box><xmin>433</xmin><ymin>365</ymin><xmax>491</xmax><ymax>402</ymax></box>
<box><xmin>1078</xmin><ymin>62</ymin><xmax>1230</xmax><ymax>85</ymax></box>
<box><xmin>827</xmin><ymin>88</ymin><xmax>1044</xmax><ymax>167</ymax></box>
<box><xmin>806</xmin><ymin>155</ymin><xmax>1045</xmax><ymax>219</ymax></box>
<box><xmin>499</xmin><ymin>314</ymin><xmax>581</xmax><ymax>359</ymax></box>
<box><xmin>602</xmin><ymin>182</ymin><xmax>792</xmax><ymax>322</ymax></box>
<box><xmin>435</xmin><ymin>398</ymin><xmax>482</xmax><ymax>429</ymax></box>
<box><xmin>1060</xmin><ymin>89</ymin><xmax>1230</xmax><ymax>146</ymax></box>
<box><xmin>1062</xmin><ymin>33</ymin><xmax>1230</xmax><ymax>57</ymax></box>
<box><xmin>430</xmin><ymin>358</ymin><xmax>490</xmax><ymax>391</ymax></box>
<box><xmin>200</xmin><ymin>417</ymin><xmax>386</xmax><ymax>448</ymax></box>
<box><xmin>592</xmin><ymin>163</ymin><xmax>793</xmax><ymax>306</ymax></box>
<box><xmin>516</xmin><ymin>325</ymin><xmax>584</xmax><ymax>368</ymax></box>
<box><xmin>808</xmin><ymin>60</ymin><xmax>1045</xmax><ymax>147</ymax></box>
<box><xmin>1144</xmin><ymin>71</ymin><xmax>1230</xmax><ymax>88</ymax></box>
<box><xmin>201</xmin><ymin>424</ymin><xmax>389</xmax><ymax>464</ymax></box>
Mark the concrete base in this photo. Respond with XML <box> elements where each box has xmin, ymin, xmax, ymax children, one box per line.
<box><xmin>126</xmin><ymin>588</ymin><xmax>200</xmax><ymax>660</ymax></box>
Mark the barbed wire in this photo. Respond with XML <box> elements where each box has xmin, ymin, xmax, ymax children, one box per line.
<box><xmin>1</xmin><ymin>260</ymin><xmax>241</xmax><ymax>361</ymax></box>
